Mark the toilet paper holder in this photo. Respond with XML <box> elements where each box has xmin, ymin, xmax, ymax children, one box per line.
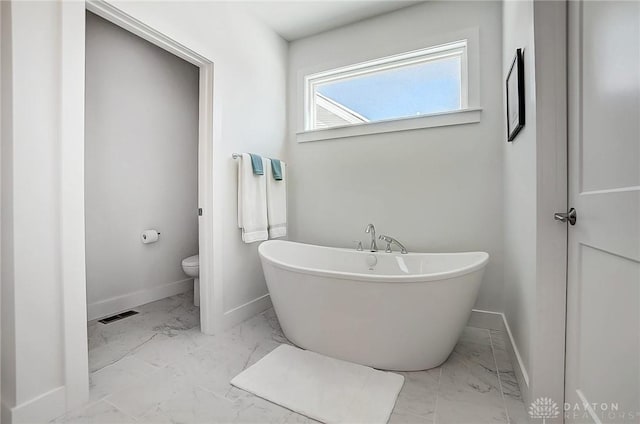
<box><xmin>141</xmin><ymin>229</ymin><xmax>161</xmax><ymax>244</ymax></box>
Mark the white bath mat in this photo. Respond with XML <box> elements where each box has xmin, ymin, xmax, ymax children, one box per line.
<box><xmin>230</xmin><ymin>344</ymin><xmax>404</xmax><ymax>424</ymax></box>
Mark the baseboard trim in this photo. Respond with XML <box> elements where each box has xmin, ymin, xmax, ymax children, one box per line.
<box><xmin>9</xmin><ymin>386</ymin><xmax>66</xmax><ymax>424</ymax></box>
<box><xmin>468</xmin><ymin>309</ymin><xmax>506</xmax><ymax>331</ymax></box>
<box><xmin>222</xmin><ymin>293</ymin><xmax>272</xmax><ymax>329</ymax></box>
<box><xmin>500</xmin><ymin>311</ymin><xmax>531</xmax><ymax>392</ymax></box>
<box><xmin>468</xmin><ymin>309</ymin><xmax>530</xmax><ymax>397</ymax></box>
<box><xmin>1</xmin><ymin>400</ymin><xmax>10</xmax><ymax>424</ymax></box>
<box><xmin>87</xmin><ymin>278</ymin><xmax>194</xmax><ymax>321</ymax></box>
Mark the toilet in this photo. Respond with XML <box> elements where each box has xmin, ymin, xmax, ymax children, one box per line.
<box><xmin>181</xmin><ymin>254</ymin><xmax>200</xmax><ymax>306</ymax></box>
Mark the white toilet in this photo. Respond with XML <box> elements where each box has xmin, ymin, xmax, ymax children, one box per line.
<box><xmin>181</xmin><ymin>254</ymin><xmax>199</xmax><ymax>306</ymax></box>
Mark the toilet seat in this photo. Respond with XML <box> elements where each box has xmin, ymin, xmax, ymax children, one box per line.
<box><xmin>182</xmin><ymin>254</ymin><xmax>199</xmax><ymax>269</ymax></box>
<box><xmin>181</xmin><ymin>254</ymin><xmax>200</xmax><ymax>306</ymax></box>
<box><xmin>182</xmin><ymin>254</ymin><xmax>199</xmax><ymax>278</ymax></box>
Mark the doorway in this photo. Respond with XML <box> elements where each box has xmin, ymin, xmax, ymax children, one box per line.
<box><xmin>84</xmin><ymin>10</ymin><xmax>200</xmax><ymax>321</ymax></box>
<box><xmin>84</xmin><ymin>8</ymin><xmax>202</xmax><ymax>389</ymax></box>
<box><xmin>61</xmin><ymin>0</ymin><xmax>215</xmax><ymax>411</ymax></box>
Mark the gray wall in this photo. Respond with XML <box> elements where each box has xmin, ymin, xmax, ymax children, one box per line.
<box><xmin>85</xmin><ymin>12</ymin><xmax>199</xmax><ymax>319</ymax></box>
<box><xmin>501</xmin><ymin>0</ymin><xmax>569</xmax><ymax>404</ymax></box>
<box><xmin>108</xmin><ymin>0</ymin><xmax>288</xmax><ymax>330</ymax></box>
<box><xmin>286</xmin><ymin>1</ymin><xmax>505</xmax><ymax>312</ymax></box>
<box><xmin>502</xmin><ymin>0</ymin><xmax>536</xmax><ymax>383</ymax></box>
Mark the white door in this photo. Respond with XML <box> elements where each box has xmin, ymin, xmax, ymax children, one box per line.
<box><xmin>565</xmin><ymin>1</ymin><xmax>640</xmax><ymax>423</ymax></box>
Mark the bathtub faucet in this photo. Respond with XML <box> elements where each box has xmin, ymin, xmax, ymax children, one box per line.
<box><xmin>365</xmin><ymin>224</ymin><xmax>378</xmax><ymax>252</ymax></box>
<box><xmin>378</xmin><ymin>235</ymin><xmax>408</xmax><ymax>254</ymax></box>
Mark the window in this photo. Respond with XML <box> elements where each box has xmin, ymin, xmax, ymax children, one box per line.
<box><xmin>304</xmin><ymin>40</ymin><xmax>468</xmax><ymax>132</ymax></box>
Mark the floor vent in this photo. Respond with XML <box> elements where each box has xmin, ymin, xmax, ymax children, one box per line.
<box><xmin>98</xmin><ymin>310</ymin><xmax>139</xmax><ymax>324</ymax></box>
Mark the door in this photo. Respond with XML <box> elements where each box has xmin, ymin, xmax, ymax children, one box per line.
<box><xmin>565</xmin><ymin>1</ymin><xmax>640</xmax><ymax>423</ymax></box>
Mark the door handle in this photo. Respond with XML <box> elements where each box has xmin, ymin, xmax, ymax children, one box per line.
<box><xmin>554</xmin><ymin>208</ymin><xmax>577</xmax><ymax>225</ymax></box>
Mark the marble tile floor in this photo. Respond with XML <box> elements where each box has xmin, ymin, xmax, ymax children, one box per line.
<box><xmin>53</xmin><ymin>292</ymin><xmax>527</xmax><ymax>424</ymax></box>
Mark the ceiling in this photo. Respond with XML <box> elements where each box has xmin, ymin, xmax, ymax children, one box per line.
<box><xmin>238</xmin><ymin>1</ymin><xmax>425</xmax><ymax>41</ymax></box>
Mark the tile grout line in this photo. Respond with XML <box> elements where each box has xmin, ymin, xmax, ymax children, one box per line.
<box><xmin>432</xmin><ymin>366</ymin><xmax>443</xmax><ymax>424</ymax></box>
<box><xmin>197</xmin><ymin>382</ymin><xmax>309</xmax><ymax>422</ymax></box>
<box><xmin>84</xmin><ymin>294</ymin><xmax>207</xmax><ymax>423</ymax></box>
<box><xmin>87</xmin><ymin>299</ymin><xmax>200</xmax><ymax>411</ymax></box>
<box><xmin>197</xmin><ymin>383</ymin><xmax>243</xmax><ymax>404</ymax></box>
<box><xmin>49</xmin><ymin>397</ymin><xmax>110</xmax><ymax>423</ymax></box>
<box><xmin>89</xmin><ymin>301</ymin><xmax>478</xmax><ymax>424</ymax></box>
<box><xmin>488</xmin><ymin>329</ymin><xmax>510</xmax><ymax>424</ymax></box>
<box><xmin>102</xmin><ymin>397</ymin><xmax>141</xmax><ymax>422</ymax></box>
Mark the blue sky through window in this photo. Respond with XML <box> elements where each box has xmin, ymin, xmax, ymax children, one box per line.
<box><xmin>316</xmin><ymin>56</ymin><xmax>461</xmax><ymax>121</ymax></box>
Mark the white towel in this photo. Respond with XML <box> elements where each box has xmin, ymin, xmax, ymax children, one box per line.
<box><xmin>237</xmin><ymin>153</ymin><xmax>268</xmax><ymax>243</ymax></box>
<box><xmin>266</xmin><ymin>158</ymin><xmax>287</xmax><ymax>239</ymax></box>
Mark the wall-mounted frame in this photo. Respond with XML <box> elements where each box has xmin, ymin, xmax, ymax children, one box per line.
<box><xmin>506</xmin><ymin>48</ymin><xmax>525</xmax><ymax>141</ymax></box>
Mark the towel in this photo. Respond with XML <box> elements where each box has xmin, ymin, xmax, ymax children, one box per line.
<box><xmin>237</xmin><ymin>153</ymin><xmax>268</xmax><ymax>243</ymax></box>
<box><xmin>249</xmin><ymin>153</ymin><xmax>264</xmax><ymax>175</ymax></box>
<box><xmin>270</xmin><ymin>159</ymin><xmax>283</xmax><ymax>181</ymax></box>
<box><xmin>265</xmin><ymin>158</ymin><xmax>287</xmax><ymax>239</ymax></box>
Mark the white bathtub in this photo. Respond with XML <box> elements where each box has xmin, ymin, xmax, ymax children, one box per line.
<box><xmin>258</xmin><ymin>240</ymin><xmax>489</xmax><ymax>371</ymax></box>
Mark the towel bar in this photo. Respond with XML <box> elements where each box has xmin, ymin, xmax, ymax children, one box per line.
<box><xmin>232</xmin><ymin>153</ymin><xmax>285</xmax><ymax>165</ymax></box>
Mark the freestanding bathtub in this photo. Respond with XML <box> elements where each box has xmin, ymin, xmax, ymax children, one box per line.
<box><xmin>258</xmin><ymin>240</ymin><xmax>489</xmax><ymax>371</ymax></box>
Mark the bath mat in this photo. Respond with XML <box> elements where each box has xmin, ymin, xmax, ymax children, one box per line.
<box><xmin>230</xmin><ymin>344</ymin><xmax>404</xmax><ymax>424</ymax></box>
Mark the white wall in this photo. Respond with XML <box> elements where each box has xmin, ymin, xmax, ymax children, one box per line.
<box><xmin>85</xmin><ymin>12</ymin><xmax>199</xmax><ymax>320</ymax></box>
<box><xmin>103</xmin><ymin>1</ymin><xmax>287</xmax><ymax>328</ymax></box>
<box><xmin>287</xmin><ymin>1</ymin><xmax>505</xmax><ymax>312</ymax></box>
<box><xmin>0</xmin><ymin>0</ymin><xmax>3</xmax><ymax>414</ymax></box>
<box><xmin>502</xmin><ymin>0</ymin><xmax>567</xmax><ymax>410</ymax></box>
<box><xmin>0</xmin><ymin>1</ymin><xmax>287</xmax><ymax>421</ymax></box>
<box><xmin>502</xmin><ymin>0</ymin><xmax>537</xmax><ymax>388</ymax></box>
<box><xmin>1</xmin><ymin>2</ymin><xmax>68</xmax><ymax>421</ymax></box>
<box><xmin>0</xmin><ymin>0</ymin><xmax>8</xmax><ymax>418</ymax></box>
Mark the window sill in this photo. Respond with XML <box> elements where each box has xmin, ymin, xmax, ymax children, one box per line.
<box><xmin>296</xmin><ymin>108</ymin><xmax>482</xmax><ymax>143</ymax></box>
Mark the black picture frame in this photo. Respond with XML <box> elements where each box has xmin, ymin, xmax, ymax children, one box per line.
<box><xmin>506</xmin><ymin>48</ymin><xmax>525</xmax><ymax>142</ymax></box>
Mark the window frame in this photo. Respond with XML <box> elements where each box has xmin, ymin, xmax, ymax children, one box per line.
<box><xmin>303</xmin><ymin>40</ymin><xmax>469</xmax><ymax>132</ymax></box>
